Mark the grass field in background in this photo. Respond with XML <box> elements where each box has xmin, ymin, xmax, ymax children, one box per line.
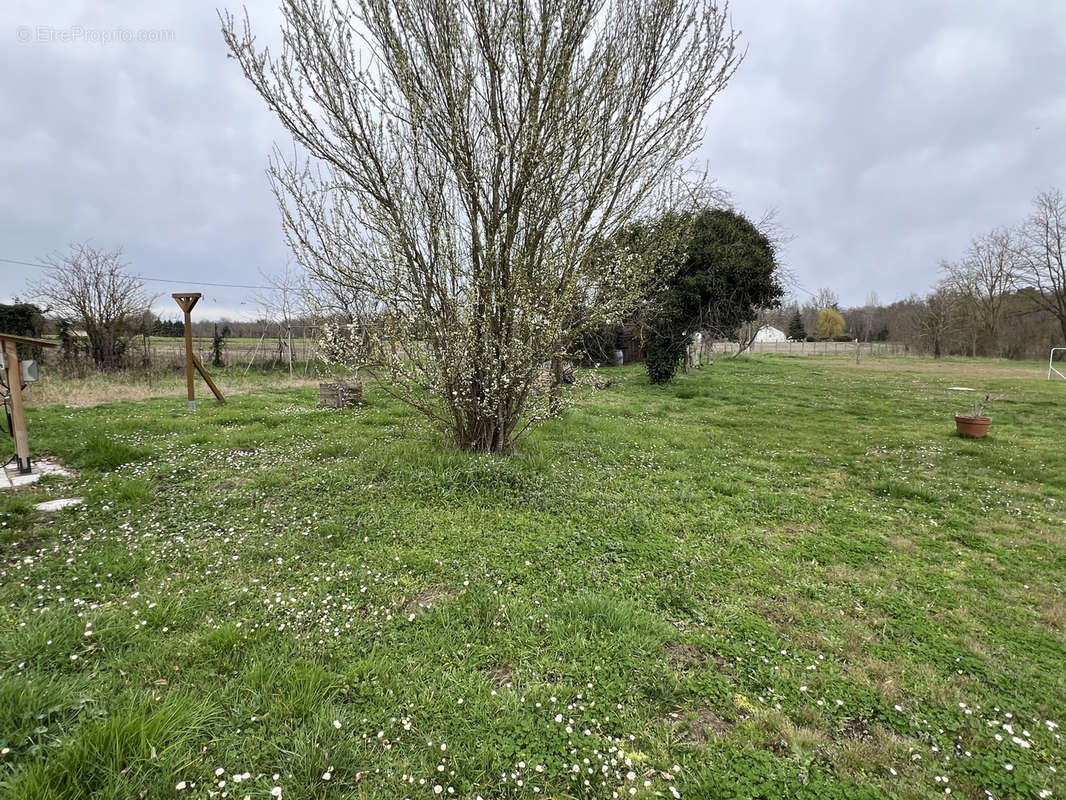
<box><xmin>22</xmin><ymin>366</ymin><xmax>323</xmax><ymax>408</ymax></box>
<box><xmin>1</xmin><ymin>356</ymin><xmax>1064</xmax><ymax>799</ymax></box>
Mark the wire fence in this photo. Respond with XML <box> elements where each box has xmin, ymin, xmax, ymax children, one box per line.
<box><xmin>34</xmin><ymin>335</ymin><xmax>322</xmax><ymax>377</ymax></box>
<box><xmin>148</xmin><ymin>336</ymin><xmax>319</xmax><ymax>371</ymax></box>
<box><xmin>37</xmin><ymin>334</ymin><xmax>915</xmax><ymax>378</ymax></box>
<box><xmin>183</xmin><ymin>336</ymin><xmax>906</xmax><ymax>369</ymax></box>
<box><xmin>709</xmin><ymin>340</ymin><xmax>909</xmax><ymax>357</ymax></box>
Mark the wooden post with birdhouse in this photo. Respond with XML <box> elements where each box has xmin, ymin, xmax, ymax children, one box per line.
<box><xmin>1</xmin><ymin>333</ymin><xmax>59</xmax><ymax>475</ymax></box>
<box><xmin>172</xmin><ymin>293</ymin><xmax>225</xmax><ymax>409</ymax></box>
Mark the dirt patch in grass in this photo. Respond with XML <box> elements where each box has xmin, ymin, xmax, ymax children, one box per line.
<box><xmin>664</xmin><ymin>643</ymin><xmax>724</xmax><ymax>672</ymax></box>
<box><xmin>665</xmin><ymin>643</ymin><xmax>706</xmax><ymax>670</ymax></box>
<box><xmin>481</xmin><ymin>664</ymin><xmax>514</xmax><ymax>688</ymax></box>
<box><xmin>1041</xmin><ymin>595</ymin><xmax>1066</xmax><ymax>633</ymax></box>
<box><xmin>755</xmin><ymin>593</ymin><xmax>831</xmax><ymax>632</ymax></box>
<box><xmin>840</xmin><ymin>718</ymin><xmax>875</xmax><ymax>741</ymax></box>
<box><xmin>885</xmin><ymin>534</ymin><xmax>919</xmax><ymax>554</ymax></box>
<box><xmin>2</xmin><ymin>535</ymin><xmax>45</xmax><ymax>563</ymax></box>
<box><xmin>768</xmin><ymin>522</ymin><xmax>816</xmax><ymax>542</ymax></box>
<box><xmin>13</xmin><ymin>535</ymin><xmax>45</xmax><ymax>552</ymax></box>
<box><xmin>673</xmin><ymin>707</ymin><xmax>734</xmax><ymax>745</ymax></box>
<box><xmin>400</xmin><ymin>586</ymin><xmax>458</xmax><ymax>615</ymax></box>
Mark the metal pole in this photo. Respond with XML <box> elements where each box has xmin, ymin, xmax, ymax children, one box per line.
<box><xmin>287</xmin><ymin>325</ymin><xmax>294</xmax><ymax>379</ymax></box>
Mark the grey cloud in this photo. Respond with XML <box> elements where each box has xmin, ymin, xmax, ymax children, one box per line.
<box><xmin>2</xmin><ymin>0</ymin><xmax>1064</xmax><ymax>315</ymax></box>
<box><xmin>702</xmin><ymin>0</ymin><xmax>1066</xmax><ymax>303</ymax></box>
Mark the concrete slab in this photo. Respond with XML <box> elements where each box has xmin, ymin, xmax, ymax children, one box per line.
<box><xmin>10</xmin><ymin>471</ymin><xmax>42</xmax><ymax>487</ymax></box>
<box><xmin>34</xmin><ymin>497</ymin><xmax>84</xmax><ymax>512</ymax></box>
<box><xmin>1</xmin><ymin>458</ymin><xmax>75</xmax><ymax>491</ymax></box>
<box><xmin>33</xmin><ymin>460</ymin><xmax>73</xmax><ymax>478</ymax></box>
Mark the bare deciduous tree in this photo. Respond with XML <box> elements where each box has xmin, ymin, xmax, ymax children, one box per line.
<box><xmin>31</xmin><ymin>243</ymin><xmax>151</xmax><ymax>369</ymax></box>
<box><xmin>912</xmin><ymin>285</ymin><xmax>959</xmax><ymax>359</ymax></box>
<box><xmin>254</xmin><ymin>263</ymin><xmax>307</xmax><ymax>377</ymax></box>
<box><xmin>222</xmin><ymin>0</ymin><xmax>743</xmax><ymax>452</ymax></box>
<box><xmin>857</xmin><ymin>291</ymin><xmax>880</xmax><ymax>342</ymax></box>
<box><xmin>941</xmin><ymin>229</ymin><xmax>1016</xmax><ymax>357</ymax></box>
<box><xmin>1016</xmin><ymin>188</ymin><xmax>1066</xmax><ymax>344</ymax></box>
<box><xmin>812</xmin><ymin>287</ymin><xmax>840</xmax><ymax>310</ymax></box>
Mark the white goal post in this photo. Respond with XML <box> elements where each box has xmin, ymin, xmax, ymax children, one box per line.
<box><xmin>1050</xmin><ymin>348</ymin><xmax>1066</xmax><ymax>381</ymax></box>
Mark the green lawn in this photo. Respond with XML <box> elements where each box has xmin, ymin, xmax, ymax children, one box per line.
<box><xmin>2</xmin><ymin>356</ymin><xmax>1064</xmax><ymax>799</ymax></box>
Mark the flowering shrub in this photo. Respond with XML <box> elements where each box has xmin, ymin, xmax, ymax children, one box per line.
<box><xmin>222</xmin><ymin>0</ymin><xmax>743</xmax><ymax>452</ymax></box>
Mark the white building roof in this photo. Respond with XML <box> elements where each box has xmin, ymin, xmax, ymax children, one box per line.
<box><xmin>753</xmin><ymin>325</ymin><xmax>787</xmax><ymax>342</ymax></box>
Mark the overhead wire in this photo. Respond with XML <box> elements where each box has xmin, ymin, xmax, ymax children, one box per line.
<box><xmin>0</xmin><ymin>256</ymin><xmax>299</xmax><ymax>291</ymax></box>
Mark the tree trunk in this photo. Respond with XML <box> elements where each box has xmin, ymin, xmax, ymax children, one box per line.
<box><xmin>549</xmin><ymin>357</ymin><xmax>563</xmax><ymax>416</ymax></box>
<box><xmin>287</xmin><ymin>326</ymin><xmax>294</xmax><ymax>379</ymax></box>
<box><xmin>459</xmin><ymin>418</ymin><xmax>514</xmax><ymax>454</ymax></box>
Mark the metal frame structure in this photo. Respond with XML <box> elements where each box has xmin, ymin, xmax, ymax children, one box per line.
<box><xmin>1050</xmin><ymin>347</ymin><xmax>1066</xmax><ymax>381</ymax></box>
<box><xmin>1</xmin><ymin>333</ymin><xmax>58</xmax><ymax>474</ymax></box>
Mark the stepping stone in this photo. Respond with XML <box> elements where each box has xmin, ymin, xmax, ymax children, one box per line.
<box><xmin>34</xmin><ymin>497</ymin><xmax>84</xmax><ymax>512</ymax></box>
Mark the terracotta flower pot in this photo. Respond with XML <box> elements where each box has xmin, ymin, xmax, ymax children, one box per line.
<box><xmin>955</xmin><ymin>415</ymin><xmax>992</xmax><ymax>438</ymax></box>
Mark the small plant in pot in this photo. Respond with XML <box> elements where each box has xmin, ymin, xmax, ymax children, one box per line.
<box><xmin>955</xmin><ymin>393</ymin><xmax>992</xmax><ymax>438</ymax></box>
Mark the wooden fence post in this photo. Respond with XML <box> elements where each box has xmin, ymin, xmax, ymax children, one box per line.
<box><xmin>172</xmin><ymin>293</ymin><xmax>225</xmax><ymax>408</ymax></box>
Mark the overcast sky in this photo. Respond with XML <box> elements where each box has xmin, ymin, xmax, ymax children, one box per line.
<box><xmin>2</xmin><ymin>1</ymin><xmax>1064</xmax><ymax>320</ymax></box>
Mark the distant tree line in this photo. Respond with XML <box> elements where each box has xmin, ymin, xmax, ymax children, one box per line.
<box><xmin>153</xmin><ymin>319</ymin><xmax>184</xmax><ymax>337</ymax></box>
<box><xmin>763</xmin><ymin>287</ymin><xmax>1062</xmax><ymax>360</ymax></box>
<box><xmin>761</xmin><ymin>189</ymin><xmax>1066</xmax><ymax>360</ymax></box>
